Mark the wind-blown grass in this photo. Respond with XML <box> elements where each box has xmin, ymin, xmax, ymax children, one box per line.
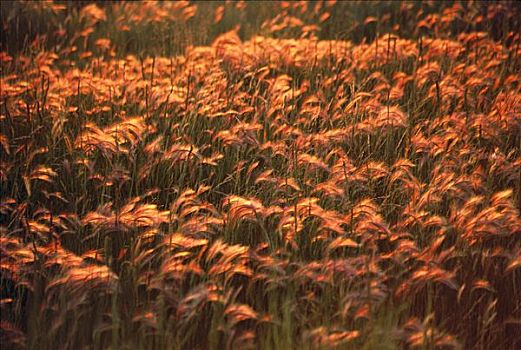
<box><xmin>1</xmin><ymin>1</ymin><xmax>520</xmax><ymax>349</ymax></box>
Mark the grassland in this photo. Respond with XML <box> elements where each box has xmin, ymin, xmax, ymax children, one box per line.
<box><xmin>1</xmin><ymin>1</ymin><xmax>520</xmax><ymax>349</ymax></box>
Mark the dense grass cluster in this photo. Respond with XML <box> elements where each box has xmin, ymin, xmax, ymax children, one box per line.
<box><xmin>1</xmin><ymin>1</ymin><xmax>520</xmax><ymax>349</ymax></box>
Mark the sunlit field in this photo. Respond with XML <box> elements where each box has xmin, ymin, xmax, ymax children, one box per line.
<box><xmin>1</xmin><ymin>1</ymin><xmax>520</xmax><ymax>349</ymax></box>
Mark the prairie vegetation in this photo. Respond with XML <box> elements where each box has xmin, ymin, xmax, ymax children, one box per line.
<box><xmin>1</xmin><ymin>1</ymin><xmax>520</xmax><ymax>349</ymax></box>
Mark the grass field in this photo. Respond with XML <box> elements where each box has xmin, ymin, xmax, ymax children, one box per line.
<box><xmin>1</xmin><ymin>1</ymin><xmax>521</xmax><ymax>349</ymax></box>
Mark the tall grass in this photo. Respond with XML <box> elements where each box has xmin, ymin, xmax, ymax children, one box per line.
<box><xmin>1</xmin><ymin>1</ymin><xmax>520</xmax><ymax>349</ymax></box>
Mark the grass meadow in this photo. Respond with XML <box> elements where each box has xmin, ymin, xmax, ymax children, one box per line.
<box><xmin>1</xmin><ymin>1</ymin><xmax>520</xmax><ymax>349</ymax></box>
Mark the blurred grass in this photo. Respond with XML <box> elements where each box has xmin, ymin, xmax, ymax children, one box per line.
<box><xmin>2</xmin><ymin>1</ymin><xmax>520</xmax><ymax>58</ymax></box>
